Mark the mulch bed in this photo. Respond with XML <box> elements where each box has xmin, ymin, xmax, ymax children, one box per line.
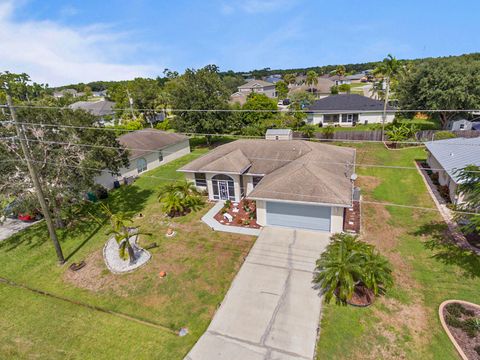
<box><xmin>213</xmin><ymin>199</ymin><xmax>260</xmax><ymax>229</ymax></box>
<box><xmin>335</xmin><ymin>284</ymin><xmax>375</xmax><ymax>307</ymax></box>
<box><xmin>442</xmin><ymin>302</ymin><xmax>480</xmax><ymax>359</ymax></box>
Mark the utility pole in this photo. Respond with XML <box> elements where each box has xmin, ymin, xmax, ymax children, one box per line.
<box><xmin>126</xmin><ymin>90</ymin><xmax>135</xmax><ymax>119</ymax></box>
<box><xmin>381</xmin><ymin>77</ymin><xmax>390</xmax><ymax>143</ymax></box>
<box><xmin>6</xmin><ymin>94</ymin><xmax>65</xmax><ymax>264</ymax></box>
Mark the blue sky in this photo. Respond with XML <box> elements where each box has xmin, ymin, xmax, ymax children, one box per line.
<box><xmin>1</xmin><ymin>0</ymin><xmax>479</xmax><ymax>85</ymax></box>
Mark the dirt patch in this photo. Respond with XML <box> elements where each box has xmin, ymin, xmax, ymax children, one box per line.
<box><xmin>357</xmin><ymin>176</ymin><xmax>382</xmax><ymax>194</ymax></box>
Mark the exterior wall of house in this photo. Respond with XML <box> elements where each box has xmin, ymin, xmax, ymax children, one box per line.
<box><xmin>237</xmin><ymin>86</ymin><xmax>277</xmax><ymax>99</ymax></box>
<box><xmin>244</xmin><ymin>175</ymin><xmax>255</xmax><ymax>195</ymax></box>
<box><xmin>307</xmin><ymin>112</ymin><xmax>395</xmax><ymax>126</ymax></box>
<box><xmin>330</xmin><ymin>207</ymin><xmax>344</xmax><ymax>233</ymax></box>
<box><xmin>256</xmin><ymin>200</ymin><xmax>267</xmax><ymax>226</ymax></box>
<box><xmin>426</xmin><ymin>152</ymin><xmax>462</xmax><ymax>204</ymax></box>
<box><xmin>95</xmin><ymin>140</ymin><xmax>190</xmax><ymax>189</ymax></box>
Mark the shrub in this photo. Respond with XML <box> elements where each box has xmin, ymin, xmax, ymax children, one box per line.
<box><xmin>433</xmin><ymin>131</ymin><xmax>456</xmax><ymax>140</ymax></box>
<box><xmin>322</xmin><ymin>125</ymin><xmax>335</xmax><ymax>139</ymax></box>
<box><xmin>155</xmin><ymin>118</ymin><xmax>171</xmax><ymax>131</ymax></box>
<box><xmin>300</xmin><ymin>124</ymin><xmax>317</xmax><ymax>138</ymax></box>
<box><xmin>462</xmin><ymin>318</ymin><xmax>480</xmax><ymax>338</ymax></box>
<box><xmin>445</xmin><ymin>303</ymin><xmax>463</xmax><ymax>318</ymax></box>
<box><xmin>445</xmin><ymin>314</ymin><xmax>463</xmax><ymax>328</ymax></box>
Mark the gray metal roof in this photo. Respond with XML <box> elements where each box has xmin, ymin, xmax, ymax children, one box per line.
<box><xmin>425</xmin><ymin>137</ymin><xmax>480</xmax><ymax>183</ymax></box>
<box><xmin>266</xmin><ymin>129</ymin><xmax>292</xmax><ymax>136</ymax></box>
<box><xmin>69</xmin><ymin>100</ymin><xmax>115</xmax><ymax>117</ymax></box>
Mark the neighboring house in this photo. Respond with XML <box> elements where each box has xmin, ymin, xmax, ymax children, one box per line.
<box><xmin>95</xmin><ymin>130</ymin><xmax>190</xmax><ymax>190</ymax></box>
<box><xmin>447</xmin><ymin>118</ymin><xmax>474</xmax><ymax>131</ymax></box>
<box><xmin>425</xmin><ymin>137</ymin><xmax>480</xmax><ymax>205</ymax></box>
<box><xmin>306</xmin><ymin>94</ymin><xmax>395</xmax><ymax>127</ymax></box>
<box><xmin>322</xmin><ymin>75</ymin><xmax>351</xmax><ymax>86</ymax></box>
<box><xmin>53</xmin><ymin>88</ymin><xmax>79</xmax><ymax>98</ymax></box>
<box><xmin>92</xmin><ymin>90</ymin><xmax>108</xmax><ymax>98</ymax></box>
<box><xmin>288</xmin><ymin>77</ymin><xmax>334</xmax><ymax>99</ymax></box>
<box><xmin>265</xmin><ymin>128</ymin><xmax>293</xmax><ymax>141</ymax></box>
<box><xmin>69</xmin><ymin>100</ymin><xmax>116</xmax><ymax>126</ymax></box>
<box><xmin>229</xmin><ymin>92</ymin><xmax>248</xmax><ymax>106</ymax></box>
<box><xmin>179</xmin><ymin>138</ymin><xmax>356</xmax><ymax>232</ymax></box>
<box><xmin>346</xmin><ymin>73</ymin><xmax>367</xmax><ymax>83</ymax></box>
<box><xmin>263</xmin><ymin>76</ymin><xmax>282</xmax><ymax>84</ymax></box>
<box><xmin>237</xmin><ymin>79</ymin><xmax>277</xmax><ymax>98</ymax></box>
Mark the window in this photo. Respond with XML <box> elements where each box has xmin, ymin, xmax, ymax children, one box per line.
<box><xmin>459</xmin><ymin>124</ymin><xmax>465</xmax><ymax>130</ymax></box>
<box><xmin>323</xmin><ymin>114</ymin><xmax>339</xmax><ymax>123</ymax></box>
<box><xmin>195</xmin><ymin>173</ymin><xmax>207</xmax><ymax>187</ymax></box>
<box><xmin>136</xmin><ymin>158</ymin><xmax>147</xmax><ymax>173</ymax></box>
<box><xmin>159</xmin><ymin>151</ymin><xmax>163</xmax><ymax>162</ymax></box>
<box><xmin>253</xmin><ymin>176</ymin><xmax>263</xmax><ymax>187</ymax></box>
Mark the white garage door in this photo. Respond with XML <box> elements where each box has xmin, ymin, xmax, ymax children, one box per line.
<box><xmin>266</xmin><ymin>201</ymin><xmax>331</xmax><ymax>231</ymax></box>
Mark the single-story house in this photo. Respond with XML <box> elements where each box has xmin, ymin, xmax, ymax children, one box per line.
<box><xmin>425</xmin><ymin>137</ymin><xmax>480</xmax><ymax>205</ymax></box>
<box><xmin>237</xmin><ymin>79</ymin><xmax>277</xmax><ymax>99</ymax></box>
<box><xmin>328</xmin><ymin>75</ymin><xmax>351</xmax><ymax>86</ymax></box>
<box><xmin>264</xmin><ymin>76</ymin><xmax>282</xmax><ymax>84</ymax></box>
<box><xmin>306</xmin><ymin>94</ymin><xmax>395</xmax><ymax>127</ymax></box>
<box><xmin>69</xmin><ymin>100</ymin><xmax>116</xmax><ymax>126</ymax></box>
<box><xmin>346</xmin><ymin>73</ymin><xmax>367</xmax><ymax>83</ymax></box>
<box><xmin>53</xmin><ymin>88</ymin><xmax>79</xmax><ymax>98</ymax></box>
<box><xmin>95</xmin><ymin>130</ymin><xmax>190</xmax><ymax>190</ymax></box>
<box><xmin>288</xmin><ymin>77</ymin><xmax>334</xmax><ymax>99</ymax></box>
<box><xmin>179</xmin><ymin>138</ymin><xmax>356</xmax><ymax>232</ymax></box>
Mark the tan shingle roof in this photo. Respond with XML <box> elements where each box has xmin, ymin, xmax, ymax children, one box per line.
<box><xmin>238</xmin><ymin>79</ymin><xmax>276</xmax><ymax>89</ymax></box>
<box><xmin>119</xmin><ymin>129</ymin><xmax>188</xmax><ymax>159</ymax></box>
<box><xmin>179</xmin><ymin>139</ymin><xmax>355</xmax><ymax>206</ymax></box>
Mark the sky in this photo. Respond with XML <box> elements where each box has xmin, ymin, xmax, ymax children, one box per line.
<box><xmin>1</xmin><ymin>0</ymin><xmax>479</xmax><ymax>86</ymax></box>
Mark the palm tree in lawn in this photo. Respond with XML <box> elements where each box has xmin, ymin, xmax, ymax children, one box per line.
<box><xmin>373</xmin><ymin>54</ymin><xmax>402</xmax><ymax>141</ymax></box>
<box><xmin>158</xmin><ymin>180</ymin><xmax>204</xmax><ymax>217</ymax></box>
<box><xmin>283</xmin><ymin>73</ymin><xmax>296</xmax><ymax>85</ymax></box>
<box><xmin>313</xmin><ymin>233</ymin><xmax>393</xmax><ymax>304</ymax></box>
<box><xmin>100</xmin><ymin>204</ymin><xmax>151</xmax><ymax>263</ymax></box>
<box><xmin>305</xmin><ymin>70</ymin><xmax>318</xmax><ymax>94</ymax></box>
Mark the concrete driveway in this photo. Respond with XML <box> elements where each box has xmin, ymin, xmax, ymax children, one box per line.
<box><xmin>186</xmin><ymin>227</ymin><xmax>330</xmax><ymax>360</ymax></box>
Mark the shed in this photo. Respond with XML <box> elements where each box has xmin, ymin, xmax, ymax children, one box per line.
<box><xmin>265</xmin><ymin>129</ymin><xmax>293</xmax><ymax>141</ymax></box>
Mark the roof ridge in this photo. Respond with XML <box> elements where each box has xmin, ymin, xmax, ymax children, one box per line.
<box><xmin>301</xmin><ymin>164</ymin><xmax>349</xmax><ymax>204</ymax></box>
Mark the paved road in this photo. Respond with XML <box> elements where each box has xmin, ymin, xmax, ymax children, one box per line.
<box><xmin>0</xmin><ymin>218</ymin><xmax>40</xmax><ymax>242</ymax></box>
<box><xmin>186</xmin><ymin>227</ymin><xmax>330</xmax><ymax>360</ymax></box>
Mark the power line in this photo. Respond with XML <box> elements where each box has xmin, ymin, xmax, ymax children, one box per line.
<box><xmin>3</xmin><ymin>158</ymin><xmax>479</xmax><ymax>216</ymax></box>
<box><xmin>1</xmin><ymin>121</ymin><xmax>480</xmax><ymax>147</ymax></box>
<box><xmin>1</xmin><ymin>136</ymin><xmax>479</xmax><ymax>173</ymax></box>
<box><xmin>2</xmin><ymin>103</ymin><xmax>480</xmax><ymax>113</ymax></box>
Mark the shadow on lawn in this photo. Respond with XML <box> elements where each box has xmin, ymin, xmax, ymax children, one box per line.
<box><xmin>413</xmin><ymin>222</ymin><xmax>480</xmax><ymax>279</ymax></box>
<box><xmin>0</xmin><ymin>222</ymin><xmax>48</xmax><ymax>252</ymax></box>
<box><xmin>107</xmin><ymin>184</ymin><xmax>154</xmax><ymax>216</ymax></box>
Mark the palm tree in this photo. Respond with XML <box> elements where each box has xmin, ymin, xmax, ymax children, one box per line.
<box><xmin>313</xmin><ymin>233</ymin><xmax>393</xmax><ymax>304</ymax></box>
<box><xmin>305</xmin><ymin>70</ymin><xmax>318</xmax><ymax>94</ymax></box>
<box><xmin>100</xmin><ymin>204</ymin><xmax>151</xmax><ymax>263</ymax></box>
<box><xmin>283</xmin><ymin>73</ymin><xmax>296</xmax><ymax>85</ymax></box>
<box><xmin>158</xmin><ymin>180</ymin><xmax>204</xmax><ymax>217</ymax></box>
<box><xmin>335</xmin><ymin>65</ymin><xmax>346</xmax><ymax>77</ymax></box>
<box><xmin>373</xmin><ymin>54</ymin><xmax>402</xmax><ymax>141</ymax></box>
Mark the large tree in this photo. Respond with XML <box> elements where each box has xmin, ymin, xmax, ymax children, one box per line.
<box><xmin>455</xmin><ymin>165</ymin><xmax>480</xmax><ymax>236</ymax></box>
<box><xmin>396</xmin><ymin>58</ymin><xmax>480</xmax><ymax>129</ymax></box>
<box><xmin>241</xmin><ymin>92</ymin><xmax>278</xmax><ymax>126</ymax></box>
<box><xmin>275</xmin><ymin>80</ymin><xmax>289</xmax><ymax>99</ymax></box>
<box><xmin>167</xmin><ymin>65</ymin><xmax>232</xmax><ymax>140</ymax></box>
<box><xmin>0</xmin><ymin>75</ymin><xmax>129</xmax><ymax>228</ymax></box>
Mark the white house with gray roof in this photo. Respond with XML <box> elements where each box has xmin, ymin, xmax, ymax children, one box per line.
<box><xmin>306</xmin><ymin>94</ymin><xmax>395</xmax><ymax>127</ymax></box>
<box><xmin>425</xmin><ymin>137</ymin><xmax>480</xmax><ymax>204</ymax></box>
<box><xmin>179</xmin><ymin>138</ymin><xmax>356</xmax><ymax>232</ymax></box>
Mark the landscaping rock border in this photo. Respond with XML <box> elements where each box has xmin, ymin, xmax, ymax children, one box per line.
<box><xmin>439</xmin><ymin>300</ymin><xmax>480</xmax><ymax>360</ymax></box>
<box><xmin>103</xmin><ymin>234</ymin><xmax>151</xmax><ymax>274</ymax></box>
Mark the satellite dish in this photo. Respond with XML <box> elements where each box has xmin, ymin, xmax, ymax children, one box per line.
<box><xmin>350</xmin><ymin>173</ymin><xmax>358</xmax><ymax>181</ymax></box>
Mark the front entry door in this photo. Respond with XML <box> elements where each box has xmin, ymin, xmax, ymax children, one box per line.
<box><xmin>218</xmin><ymin>180</ymin><xmax>229</xmax><ymax>200</ymax></box>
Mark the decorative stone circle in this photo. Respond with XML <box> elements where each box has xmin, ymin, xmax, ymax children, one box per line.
<box><xmin>103</xmin><ymin>234</ymin><xmax>151</xmax><ymax>274</ymax></box>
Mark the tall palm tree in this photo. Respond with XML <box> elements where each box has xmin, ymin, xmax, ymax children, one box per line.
<box><xmin>283</xmin><ymin>73</ymin><xmax>297</xmax><ymax>85</ymax></box>
<box><xmin>373</xmin><ymin>54</ymin><xmax>402</xmax><ymax>141</ymax></box>
<box><xmin>305</xmin><ymin>70</ymin><xmax>318</xmax><ymax>94</ymax></box>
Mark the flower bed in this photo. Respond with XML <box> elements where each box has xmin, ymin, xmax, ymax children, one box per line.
<box><xmin>440</xmin><ymin>300</ymin><xmax>480</xmax><ymax>359</ymax></box>
<box><xmin>213</xmin><ymin>199</ymin><xmax>260</xmax><ymax>229</ymax></box>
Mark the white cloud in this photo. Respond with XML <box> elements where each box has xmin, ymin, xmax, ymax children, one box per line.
<box><xmin>0</xmin><ymin>1</ymin><xmax>161</xmax><ymax>86</ymax></box>
<box><xmin>221</xmin><ymin>0</ymin><xmax>297</xmax><ymax>14</ymax></box>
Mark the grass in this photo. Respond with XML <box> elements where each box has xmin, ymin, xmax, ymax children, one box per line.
<box><xmin>0</xmin><ymin>147</ymin><xmax>256</xmax><ymax>359</ymax></box>
<box><xmin>316</xmin><ymin>144</ymin><xmax>480</xmax><ymax>359</ymax></box>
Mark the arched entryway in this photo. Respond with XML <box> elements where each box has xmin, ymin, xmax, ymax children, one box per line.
<box><xmin>212</xmin><ymin>174</ymin><xmax>235</xmax><ymax>201</ymax></box>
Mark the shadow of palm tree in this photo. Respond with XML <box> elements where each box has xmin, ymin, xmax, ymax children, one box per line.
<box><xmin>0</xmin><ymin>222</ymin><xmax>48</xmax><ymax>252</ymax></box>
<box><xmin>413</xmin><ymin>222</ymin><xmax>480</xmax><ymax>279</ymax></box>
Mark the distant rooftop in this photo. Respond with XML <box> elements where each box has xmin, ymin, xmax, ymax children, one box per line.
<box><xmin>307</xmin><ymin>94</ymin><xmax>394</xmax><ymax>113</ymax></box>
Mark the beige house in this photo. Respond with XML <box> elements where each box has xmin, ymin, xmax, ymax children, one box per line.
<box><xmin>179</xmin><ymin>138</ymin><xmax>356</xmax><ymax>232</ymax></box>
<box><xmin>426</xmin><ymin>137</ymin><xmax>480</xmax><ymax>205</ymax></box>
<box><xmin>95</xmin><ymin>130</ymin><xmax>190</xmax><ymax>189</ymax></box>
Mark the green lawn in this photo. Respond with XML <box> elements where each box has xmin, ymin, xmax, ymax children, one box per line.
<box><xmin>0</xmin><ymin>148</ymin><xmax>255</xmax><ymax>359</ymax></box>
<box><xmin>316</xmin><ymin>144</ymin><xmax>480</xmax><ymax>359</ymax></box>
